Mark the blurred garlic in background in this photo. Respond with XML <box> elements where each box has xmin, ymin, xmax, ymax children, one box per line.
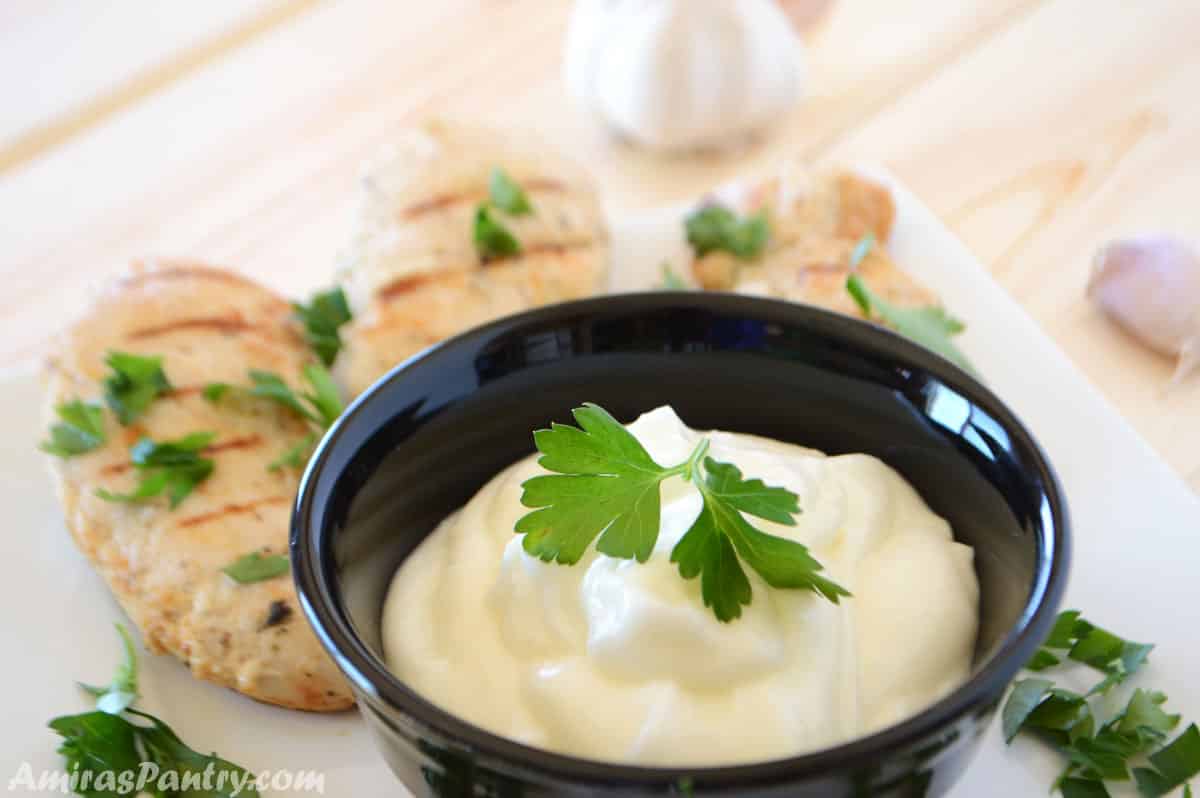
<box><xmin>776</xmin><ymin>0</ymin><xmax>837</xmax><ymax>31</ymax></box>
<box><xmin>564</xmin><ymin>0</ymin><xmax>806</xmax><ymax>153</ymax></box>
<box><xmin>1088</xmin><ymin>235</ymin><xmax>1200</xmax><ymax>383</ymax></box>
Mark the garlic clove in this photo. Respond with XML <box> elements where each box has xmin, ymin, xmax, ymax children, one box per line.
<box><xmin>1088</xmin><ymin>235</ymin><xmax>1200</xmax><ymax>380</ymax></box>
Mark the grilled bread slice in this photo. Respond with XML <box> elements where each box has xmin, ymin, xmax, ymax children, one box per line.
<box><xmin>43</xmin><ymin>262</ymin><xmax>352</xmax><ymax>711</ymax></box>
<box><xmin>692</xmin><ymin>169</ymin><xmax>936</xmax><ymax>312</ymax></box>
<box><xmin>336</xmin><ymin>120</ymin><xmax>609</xmax><ymax>396</ymax></box>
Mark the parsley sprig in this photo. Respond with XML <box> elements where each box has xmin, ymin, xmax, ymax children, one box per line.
<box><xmin>514</xmin><ymin>404</ymin><xmax>849</xmax><ymax>622</ymax></box>
<box><xmin>684</xmin><ymin>204</ymin><xmax>770</xmax><ymax>260</ymax></box>
<box><xmin>472</xmin><ymin>167</ymin><xmax>534</xmax><ymax>261</ymax></box>
<box><xmin>41</xmin><ymin>399</ymin><xmax>107</xmax><ymax>457</ymax></box>
<box><xmin>1003</xmin><ymin>610</ymin><xmax>1199</xmax><ymax>796</ymax></box>
<box><xmin>844</xmin><ymin>235</ymin><xmax>976</xmax><ymax>375</ymax></box>
<box><xmin>292</xmin><ymin>286</ymin><xmax>352</xmax><ymax>366</ymax></box>
<box><xmin>102</xmin><ymin>351</ymin><xmax>172</xmax><ymax>425</ymax></box>
<box><xmin>96</xmin><ymin>432</ymin><xmax>215</xmax><ymax>509</ymax></box>
<box><xmin>51</xmin><ymin>625</ymin><xmax>257</xmax><ymax>797</ymax></box>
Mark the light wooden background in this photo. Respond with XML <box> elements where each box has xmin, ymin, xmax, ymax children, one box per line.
<box><xmin>2</xmin><ymin>1</ymin><xmax>1197</xmax><ymax>494</ymax></box>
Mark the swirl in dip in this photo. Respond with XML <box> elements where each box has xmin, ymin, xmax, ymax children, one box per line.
<box><xmin>382</xmin><ymin>406</ymin><xmax>979</xmax><ymax>766</ymax></box>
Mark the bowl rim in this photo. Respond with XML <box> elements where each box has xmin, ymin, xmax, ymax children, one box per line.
<box><xmin>292</xmin><ymin>291</ymin><xmax>1070</xmax><ymax>787</ymax></box>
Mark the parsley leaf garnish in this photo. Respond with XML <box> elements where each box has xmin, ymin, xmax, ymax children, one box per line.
<box><xmin>41</xmin><ymin>399</ymin><xmax>107</xmax><ymax>457</ymax></box>
<box><xmin>1003</xmin><ymin>610</ymin><xmax>1198</xmax><ymax>797</ymax></box>
<box><xmin>514</xmin><ymin>404</ymin><xmax>849</xmax><ymax>622</ymax></box>
<box><xmin>292</xmin><ymin>286</ymin><xmax>352</xmax><ymax>366</ymax></box>
<box><xmin>96</xmin><ymin>432</ymin><xmax>215</xmax><ymax>509</ymax></box>
<box><xmin>102</xmin><ymin>351</ymin><xmax>172</xmax><ymax>425</ymax></box>
<box><xmin>516</xmin><ymin>404</ymin><xmax>675</xmax><ymax>564</ymax></box>
<box><xmin>846</xmin><ymin>270</ymin><xmax>976</xmax><ymax>375</ymax></box>
<box><xmin>473</xmin><ymin>204</ymin><xmax>522</xmax><ymax>260</ymax></box>
<box><xmin>684</xmin><ymin>204</ymin><xmax>770</xmax><ymax>260</ymax></box>
<box><xmin>673</xmin><ymin>456</ymin><xmax>850</xmax><ymax>620</ymax></box>
<box><xmin>50</xmin><ymin>626</ymin><xmax>258</xmax><ymax>797</ymax></box>
<box><xmin>221</xmin><ymin>552</ymin><xmax>290</xmax><ymax>584</ymax></box>
<box><xmin>489</xmin><ymin>168</ymin><xmax>534</xmax><ymax>216</ymax></box>
<box><xmin>78</xmin><ymin>624</ymin><xmax>139</xmax><ymax>715</ymax></box>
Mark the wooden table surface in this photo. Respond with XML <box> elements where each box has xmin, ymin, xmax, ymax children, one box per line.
<box><xmin>2</xmin><ymin>1</ymin><xmax>1196</xmax><ymax>494</ymax></box>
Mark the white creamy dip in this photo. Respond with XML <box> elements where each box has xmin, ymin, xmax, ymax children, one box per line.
<box><xmin>382</xmin><ymin>406</ymin><xmax>979</xmax><ymax>766</ymax></box>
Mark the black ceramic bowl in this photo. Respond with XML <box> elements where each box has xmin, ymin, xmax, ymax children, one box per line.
<box><xmin>292</xmin><ymin>293</ymin><xmax>1069</xmax><ymax>797</ymax></box>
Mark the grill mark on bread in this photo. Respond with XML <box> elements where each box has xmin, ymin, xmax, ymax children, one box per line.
<box><xmin>399</xmin><ymin>177</ymin><xmax>568</xmax><ymax>219</ymax></box>
<box><xmin>99</xmin><ymin>435</ymin><xmax>265</xmax><ymax>475</ymax></box>
<box><xmin>377</xmin><ymin>241</ymin><xmax>593</xmax><ymax>300</ymax></box>
<box><xmin>176</xmin><ymin>495</ymin><xmax>290</xmax><ymax>528</ymax></box>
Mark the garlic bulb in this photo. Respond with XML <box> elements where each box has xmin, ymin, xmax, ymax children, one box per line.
<box><xmin>564</xmin><ymin>0</ymin><xmax>806</xmax><ymax>152</ymax></box>
<box><xmin>776</xmin><ymin>0</ymin><xmax>837</xmax><ymax>31</ymax></box>
<box><xmin>1088</xmin><ymin>235</ymin><xmax>1200</xmax><ymax>382</ymax></box>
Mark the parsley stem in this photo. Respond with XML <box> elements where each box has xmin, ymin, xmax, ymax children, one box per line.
<box><xmin>680</xmin><ymin>438</ymin><xmax>711</xmax><ymax>484</ymax></box>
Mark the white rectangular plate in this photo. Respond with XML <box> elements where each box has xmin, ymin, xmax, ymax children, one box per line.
<box><xmin>3</xmin><ymin>169</ymin><xmax>1197</xmax><ymax>796</ymax></box>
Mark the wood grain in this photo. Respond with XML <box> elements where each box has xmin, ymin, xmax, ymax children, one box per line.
<box><xmin>0</xmin><ymin>0</ymin><xmax>306</xmax><ymax>169</ymax></box>
<box><xmin>825</xmin><ymin>0</ymin><xmax>1200</xmax><ymax>492</ymax></box>
<box><xmin>0</xmin><ymin>0</ymin><xmax>1037</xmax><ymax>366</ymax></box>
<box><xmin>1</xmin><ymin>0</ymin><xmax>1196</xmax><ymax>494</ymax></box>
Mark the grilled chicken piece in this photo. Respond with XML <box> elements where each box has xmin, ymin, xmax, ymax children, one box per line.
<box><xmin>336</xmin><ymin>120</ymin><xmax>609</xmax><ymax>396</ymax></box>
<box><xmin>43</xmin><ymin>262</ymin><xmax>352</xmax><ymax>711</ymax></box>
<box><xmin>692</xmin><ymin>169</ymin><xmax>935</xmax><ymax>313</ymax></box>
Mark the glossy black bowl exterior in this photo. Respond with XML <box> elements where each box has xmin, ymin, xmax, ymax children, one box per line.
<box><xmin>292</xmin><ymin>293</ymin><xmax>1069</xmax><ymax>797</ymax></box>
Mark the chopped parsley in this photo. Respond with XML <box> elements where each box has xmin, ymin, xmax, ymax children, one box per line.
<box><xmin>292</xmin><ymin>286</ymin><xmax>352</xmax><ymax>366</ymax></box>
<box><xmin>267</xmin><ymin>433</ymin><xmax>317</xmax><ymax>472</ymax></box>
<box><xmin>221</xmin><ymin>552</ymin><xmax>290</xmax><ymax>584</ymax></box>
<box><xmin>95</xmin><ymin>432</ymin><xmax>215</xmax><ymax>509</ymax></box>
<box><xmin>41</xmin><ymin>399</ymin><xmax>107</xmax><ymax>457</ymax></box>
<box><xmin>102</xmin><ymin>351</ymin><xmax>172</xmax><ymax>425</ymax></box>
<box><xmin>488</xmin><ymin>168</ymin><xmax>534</xmax><ymax>216</ymax></box>
<box><xmin>472</xmin><ymin>204</ymin><xmax>522</xmax><ymax>260</ymax></box>
<box><xmin>206</xmin><ymin>365</ymin><xmax>342</xmax><ymax>428</ymax></box>
<box><xmin>684</xmin><ymin>204</ymin><xmax>770</xmax><ymax>260</ymax></box>
<box><xmin>1003</xmin><ymin>610</ymin><xmax>1198</xmax><ymax>796</ymax></box>
<box><xmin>846</xmin><ymin>267</ymin><xmax>976</xmax><ymax>376</ymax></box>
<box><xmin>470</xmin><ymin>167</ymin><xmax>533</xmax><ymax>260</ymax></box>
<box><xmin>206</xmin><ymin>365</ymin><xmax>342</xmax><ymax>470</ymax></box>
